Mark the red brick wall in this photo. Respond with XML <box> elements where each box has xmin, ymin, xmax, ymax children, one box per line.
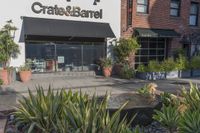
<box><xmin>121</xmin><ymin>0</ymin><xmax>200</xmax><ymax>56</ymax></box>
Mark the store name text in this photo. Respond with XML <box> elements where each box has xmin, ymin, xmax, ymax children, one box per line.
<box><xmin>31</xmin><ymin>2</ymin><xmax>103</xmax><ymax>19</ymax></box>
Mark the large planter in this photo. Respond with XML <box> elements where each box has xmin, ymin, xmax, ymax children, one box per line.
<box><xmin>136</xmin><ymin>72</ymin><xmax>166</xmax><ymax>80</ymax></box>
<box><xmin>192</xmin><ymin>69</ymin><xmax>200</xmax><ymax>77</ymax></box>
<box><xmin>0</xmin><ymin>69</ymin><xmax>9</xmax><ymax>85</ymax></box>
<box><xmin>166</xmin><ymin>70</ymin><xmax>179</xmax><ymax>79</ymax></box>
<box><xmin>103</xmin><ymin>67</ymin><xmax>112</xmax><ymax>77</ymax></box>
<box><xmin>100</xmin><ymin>93</ymin><xmax>162</xmax><ymax>126</ymax></box>
<box><xmin>19</xmin><ymin>71</ymin><xmax>32</xmax><ymax>82</ymax></box>
<box><xmin>178</xmin><ymin>70</ymin><xmax>191</xmax><ymax>78</ymax></box>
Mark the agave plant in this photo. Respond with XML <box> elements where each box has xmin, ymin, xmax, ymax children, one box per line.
<box><xmin>179</xmin><ymin>109</ymin><xmax>200</xmax><ymax>133</ymax></box>
<box><xmin>153</xmin><ymin>105</ymin><xmax>180</xmax><ymax>133</ymax></box>
<box><xmin>13</xmin><ymin>86</ymin><xmax>134</xmax><ymax>133</ymax></box>
<box><xmin>181</xmin><ymin>83</ymin><xmax>200</xmax><ymax>111</ymax></box>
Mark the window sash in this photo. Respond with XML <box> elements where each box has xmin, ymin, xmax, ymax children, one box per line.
<box><xmin>189</xmin><ymin>3</ymin><xmax>199</xmax><ymax>26</ymax></box>
<box><xmin>137</xmin><ymin>0</ymin><xmax>148</xmax><ymax>13</ymax></box>
<box><xmin>170</xmin><ymin>0</ymin><xmax>180</xmax><ymax>16</ymax></box>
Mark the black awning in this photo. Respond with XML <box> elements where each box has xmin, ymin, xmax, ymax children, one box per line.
<box><xmin>134</xmin><ymin>28</ymin><xmax>180</xmax><ymax>38</ymax></box>
<box><xmin>22</xmin><ymin>17</ymin><xmax>115</xmax><ymax>40</ymax></box>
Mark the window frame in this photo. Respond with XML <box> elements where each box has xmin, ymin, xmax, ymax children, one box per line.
<box><xmin>170</xmin><ymin>0</ymin><xmax>181</xmax><ymax>17</ymax></box>
<box><xmin>189</xmin><ymin>2</ymin><xmax>199</xmax><ymax>26</ymax></box>
<box><xmin>136</xmin><ymin>0</ymin><xmax>149</xmax><ymax>14</ymax></box>
<box><xmin>127</xmin><ymin>0</ymin><xmax>133</xmax><ymax>27</ymax></box>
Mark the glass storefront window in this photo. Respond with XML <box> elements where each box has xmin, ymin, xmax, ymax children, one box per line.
<box><xmin>25</xmin><ymin>41</ymin><xmax>105</xmax><ymax>73</ymax></box>
<box><xmin>135</xmin><ymin>38</ymin><xmax>167</xmax><ymax>65</ymax></box>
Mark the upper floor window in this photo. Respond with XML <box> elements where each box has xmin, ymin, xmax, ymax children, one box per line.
<box><xmin>137</xmin><ymin>0</ymin><xmax>148</xmax><ymax>14</ymax></box>
<box><xmin>189</xmin><ymin>2</ymin><xmax>199</xmax><ymax>26</ymax></box>
<box><xmin>170</xmin><ymin>0</ymin><xmax>181</xmax><ymax>17</ymax></box>
<box><xmin>127</xmin><ymin>0</ymin><xmax>133</xmax><ymax>27</ymax></box>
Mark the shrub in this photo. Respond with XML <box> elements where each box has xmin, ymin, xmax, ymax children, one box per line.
<box><xmin>191</xmin><ymin>56</ymin><xmax>200</xmax><ymax>69</ymax></box>
<box><xmin>0</xmin><ymin>79</ymin><xmax>3</xmax><ymax>85</ymax></box>
<box><xmin>114</xmin><ymin>38</ymin><xmax>140</xmax><ymax>63</ymax></box>
<box><xmin>181</xmin><ymin>83</ymin><xmax>200</xmax><ymax>111</ymax></box>
<box><xmin>137</xmin><ymin>64</ymin><xmax>147</xmax><ymax>72</ymax></box>
<box><xmin>147</xmin><ymin>60</ymin><xmax>162</xmax><ymax>72</ymax></box>
<box><xmin>179</xmin><ymin>110</ymin><xmax>200</xmax><ymax>133</ymax></box>
<box><xmin>153</xmin><ymin>105</ymin><xmax>180</xmax><ymax>133</ymax></box>
<box><xmin>13</xmin><ymin>87</ymin><xmax>133</xmax><ymax>133</ymax></box>
<box><xmin>100</xmin><ymin>57</ymin><xmax>112</xmax><ymax>68</ymax></box>
<box><xmin>176</xmin><ymin>54</ymin><xmax>190</xmax><ymax>70</ymax></box>
<box><xmin>160</xmin><ymin>92</ymin><xmax>180</xmax><ymax>107</ymax></box>
<box><xmin>161</xmin><ymin>58</ymin><xmax>177</xmax><ymax>72</ymax></box>
<box><xmin>120</xmin><ymin>64</ymin><xmax>134</xmax><ymax>79</ymax></box>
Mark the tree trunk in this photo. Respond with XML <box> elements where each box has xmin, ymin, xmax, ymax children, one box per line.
<box><xmin>128</xmin><ymin>52</ymin><xmax>135</xmax><ymax>69</ymax></box>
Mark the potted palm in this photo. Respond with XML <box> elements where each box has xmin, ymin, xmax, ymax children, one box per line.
<box><xmin>19</xmin><ymin>64</ymin><xmax>32</xmax><ymax>82</ymax></box>
<box><xmin>0</xmin><ymin>20</ymin><xmax>20</xmax><ymax>85</ymax></box>
<box><xmin>100</xmin><ymin>57</ymin><xmax>112</xmax><ymax>77</ymax></box>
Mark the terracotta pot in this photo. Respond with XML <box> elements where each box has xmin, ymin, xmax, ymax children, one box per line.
<box><xmin>19</xmin><ymin>71</ymin><xmax>32</xmax><ymax>82</ymax></box>
<box><xmin>0</xmin><ymin>69</ymin><xmax>9</xmax><ymax>85</ymax></box>
<box><xmin>103</xmin><ymin>67</ymin><xmax>112</xmax><ymax>77</ymax></box>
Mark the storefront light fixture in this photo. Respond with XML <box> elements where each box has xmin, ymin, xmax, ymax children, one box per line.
<box><xmin>66</xmin><ymin>0</ymin><xmax>100</xmax><ymax>5</ymax></box>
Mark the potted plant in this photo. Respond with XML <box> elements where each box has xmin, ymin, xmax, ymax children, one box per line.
<box><xmin>120</xmin><ymin>64</ymin><xmax>134</xmax><ymax>79</ymax></box>
<box><xmin>162</xmin><ymin>58</ymin><xmax>178</xmax><ymax>79</ymax></box>
<box><xmin>100</xmin><ymin>57</ymin><xmax>112</xmax><ymax>77</ymax></box>
<box><xmin>19</xmin><ymin>64</ymin><xmax>32</xmax><ymax>82</ymax></box>
<box><xmin>0</xmin><ymin>20</ymin><xmax>20</xmax><ymax>85</ymax></box>
<box><xmin>176</xmin><ymin>54</ymin><xmax>191</xmax><ymax>78</ymax></box>
<box><xmin>114</xmin><ymin>38</ymin><xmax>140</xmax><ymax>72</ymax></box>
<box><xmin>191</xmin><ymin>56</ymin><xmax>200</xmax><ymax>77</ymax></box>
<box><xmin>137</xmin><ymin>60</ymin><xmax>165</xmax><ymax>80</ymax></box>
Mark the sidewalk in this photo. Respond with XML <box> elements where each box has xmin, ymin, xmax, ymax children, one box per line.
<box><xmin>0</xmin><ymin>76</ymin><xmax>200</xmax><ymax>112</ymax></box>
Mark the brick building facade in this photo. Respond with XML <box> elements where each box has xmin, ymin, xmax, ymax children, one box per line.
<box><xmin>121</xmin><ymin>0</ymin><xmax>200</xmax><ymax>66</ymax></box>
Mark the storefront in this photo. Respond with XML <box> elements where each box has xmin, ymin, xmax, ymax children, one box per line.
<box><xmin>134</xmin><ymin>28</ymin><xmax>180</xmax><ymax>67</ymax></box>
<box><xmin>0</xmin><ymin>0</ymin><xmax>120</xmax><ymax>72</ymax></box>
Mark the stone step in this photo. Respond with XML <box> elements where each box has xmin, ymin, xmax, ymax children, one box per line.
<box><xmin>32</xmin><ymin>71</ymin><xmax>96</xmax><ymax>79</ymax></box>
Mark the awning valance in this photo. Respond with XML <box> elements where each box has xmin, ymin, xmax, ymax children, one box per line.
<box><xmin>134</xmin><ymin>28</ymin><xmax>180</xmax><ymax>38</ymax></box>
<box><xmin>21</xmin><ymin>17</ymin><xmax>115</xmax><ymax>41</ymax></box>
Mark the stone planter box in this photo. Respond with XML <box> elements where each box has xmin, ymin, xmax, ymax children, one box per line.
<box><xmin>166</xmin><ymin>71</ymin><xmax>179</xmax><ymax>79</ymax></box>
<box><xmin>178</xmin><ymin>70</ymin><xmax>191</xmax><ymax>78</ymax></box>
<box><xmin>192</xmin><ymin>69</ymin><xmax>200</xmax><ymax>77</ymax></box>
<box><xmin>136</xmin><ymin>72</ymin><xmax>166</xmax><ymax>80</ymax></box>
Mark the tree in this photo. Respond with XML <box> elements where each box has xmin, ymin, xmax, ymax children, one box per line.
<box><xmin>0</xmin><ymin>20</ymin><xmax>20</xmax><ymax>67</ymax></box>
<box><xmin>114</xmin><ymin>38</ymin><xmax>140</xmax><ymax>68</ymax></box>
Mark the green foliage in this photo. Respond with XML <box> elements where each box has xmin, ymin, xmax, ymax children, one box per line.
<box><xmin>114</xmin><ymin>38</ymin><xmax>140</xmax><ymax>63</ymax></box>
<box><xmin>181</xmin><ymin>83</ymin><xmax>200</xmax><ymax>111</ymax></box>
<box><xmin>0</xmin><ymin>20</ymin><xmax>20</xmax><ymax>67</ymax></box>
<box><xmin>154</xmin><ymin>84</ymin><xmax>200</xmax><ymax>133</ymax></box>
<box><xmin>161</xmin><ymin>58</ymin><xmax>177</xmax><ymax>72</ymax></box>
<box><xmin>0</xmin><ymin>79</ymin><xmax>3</xmax><ymax>85</ymax></box>
<box><xmin>137</xmin><ymin>64</ymin><xmax>147</xmax><ymax>72</ymax></box>
<box><xmin>19</xmin><ymin>64</ymin><xmax>31</xmax><ymax>71</ymax></box>
<box><xmin>160</xmin><ymin>92</ymin><xmax>179</xmax><ymax>107</ymax></box>
<box><xmin>13</xmin><ymin>87</ymin><xmax>133</xmax><ymax>133</ymax></box>
<box><xmin>120</xmin><ymin>64</ymin><xmax>134</xmax><ymax>79</ymax></box>
<box><xmin>100</xmin><ymin>57</ymin><xmax>112</xmax><ymax>68</ymax></box>
<box><xmin>191</xmin><ymin>56</ymin><xmax>200</xmax><ymax>69</ymax></box>
<box><xmin>148</xmin><ymin>60</ymin><xmax>162</xmax><ymax>72</ymax></box>
<box><xmin>137</xmin><ymin>85</ymin><xmax>151</xmax><ymax>96</ymax></box>
<box><xmin>133</xmin><ymin>125</ymin><xmax>143</xmax><ymax>133</ymax></box>
<box><xmin>179</xmin><ymin>110</ymin><xmax>200</xmax><ymax>133</ymax></box>
<box><xmin>153</xmin><ymin>105</ymin><xmax>179</xmax><ymax>133</ymax></box>
<box><xmin>176</xmin><ymin>54</ymin><xmax>190</xmax><ymax>70</ymax></box>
